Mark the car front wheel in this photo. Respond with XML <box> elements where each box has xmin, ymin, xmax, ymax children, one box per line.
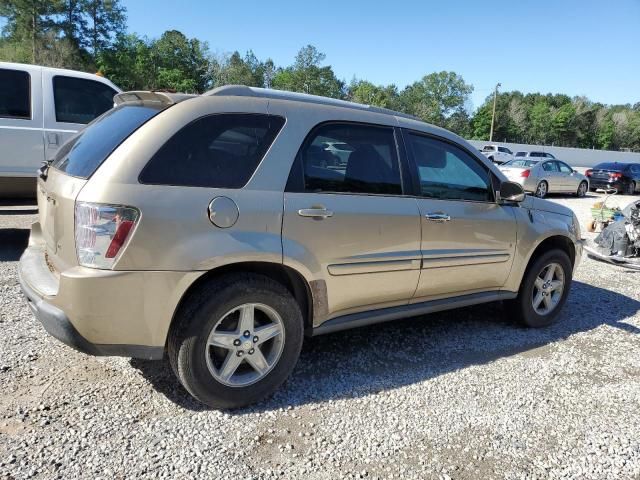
<box><xmin>168</xmin><ymin>274</ymin><xmax>304</xmax><ymax>409</ymax></box>
<box><xmin>506</xmin><ymin>249</ymin><xmax>572</xmax><ymax>328</ymax></box>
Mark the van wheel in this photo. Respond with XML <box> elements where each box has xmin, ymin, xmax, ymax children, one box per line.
<box><xmin>506</xmin><ymin>249</ymin><xmax>572</xmax><ymax>328</ymax></box>
<box><xmin>168</xmin><ymin>274</ymin><xmax>303</xmax><ymax>409</ymax></box>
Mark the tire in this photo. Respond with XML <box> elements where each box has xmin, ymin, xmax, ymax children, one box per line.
<box><xmin>168</xmin><ymin>273</ymin><xmax>304</xmax><ymax>409</ymax></box>
<box><xmin>506</xmin><ymin>249</ymin><xmax>572</xmax><ymax>328</ymax></box>
<box><xmin>576</xmin><ymin>181</ymin><xmax>588</xmax><ymax>197</ymax></box>
<box><xmin>626</xmin><ymin>181</ymin><xmax>636</xmax><ymax>195</ymax></box>
<box><xmin>535</xmin><ymin>180</ymin><xmax>548</xmax><ymax>198</ymax></box>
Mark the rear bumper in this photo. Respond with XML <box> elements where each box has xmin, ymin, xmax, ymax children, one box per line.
<box><xmin>589</xmin><ymin>179</ymin><xmax>624</xmax><ymax>191</ymax></box>
<box><xmin>18</xmin><ymin>263</ymin><xmax>163</xmax><ymax>359</ymax></box>
<box><xmin>18</xmin><ymin>243</ymin><xmax>198</xmax><ymax>360</ymax></box>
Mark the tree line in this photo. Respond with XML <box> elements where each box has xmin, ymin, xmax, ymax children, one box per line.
<box><xmin>1</xmin><ymin>0</ymin><xmax>638</xmax><ymax>152</ymax></box>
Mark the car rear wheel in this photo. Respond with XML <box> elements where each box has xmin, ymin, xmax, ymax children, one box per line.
<box><xmin>576</xmin><ymin>181</ymin><xmax>588</xmax><ymax>197</ymax></box>
<box><xmin>626</xmin><ymin>181</ymin><xmax>636</xmax><ymax>195</ymax></box>
<box><xmin>506</xmin><ymin>249</ymin><xmax>572</xmax><ymax>328</ymax></box>
<box><xmin>168</xmin><ymin>273</ymin><xmax>303</xmax><ymax>409</ymax></box>
<box><xmin>535</xmin><ymin>180</ymin><xmax>548</xmax><ymax>198</ymax></box>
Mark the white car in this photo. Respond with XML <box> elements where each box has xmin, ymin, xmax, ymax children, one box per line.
<box><xmin>0</xmin><ymin>62</ymin><xmax>120</xmax><ymax>197</ymax></box>
<box><xmin>480</xmin><ymin>144</ymin><xmax>513</xmax><ymax>164</ymax></box>
<box><xmin>514</xmin><ymin>150</ymin><xmax>556</xmax><ymax>160</ymax></box>
<box><xmin>499</xmin><ymin>158</ymin><xmax>589</xmax><ymax>198</ymax></box>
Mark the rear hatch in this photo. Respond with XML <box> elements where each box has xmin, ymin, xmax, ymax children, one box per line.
<box><xmin>39</xmin><ymin>102</ymin><xmax>168</xmax><ymax>273</ymax></box>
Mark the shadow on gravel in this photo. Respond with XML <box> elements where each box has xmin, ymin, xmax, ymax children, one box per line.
<box><xmin>132</xmin><ymin>280</ymin><xmax>640</xmax><ymax>412</ymax></box>
<box><xmin>0</xmin><ymin>228</ymin><xmax>30</xmax><ymax>261</ymax></box>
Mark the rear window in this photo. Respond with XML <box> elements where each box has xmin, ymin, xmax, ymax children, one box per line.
<box><xmin>594</xmin><ymin>162</ymin><xmax>624</xmax><ymax>171</ymax></box>
<box><xmin>139</xmin><ymin>114</ymin><xmax>285</xmax><ymax>188</ymax></box>
<box><xmin>0</xmin><ymin>69</ymin><xmax>30</xmax><ymax>119</ymax></box>
<box><xmin>482</xmin><ymin>145</ymin><xmax>496</xmax><ymax>152</ymax></box>
<box><xmin>504</xmin><ymin>159</ymin><xmax>538</xmax><ymax>167</ymax></box>
<box><xmin>52</xmin><ymin>104</ymin><xmax>165</xmax><ymax>178</ymax></box>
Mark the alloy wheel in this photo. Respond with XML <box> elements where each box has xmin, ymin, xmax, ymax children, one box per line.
<box><xmin>205</xmin><ymin>303</ymin><xmax>285</xmax><ymax>387</ymax></box>
<box><xmin>531</xmin><ymin>262</ymin><xmax>565</xmax><ymax>315</ymax></box>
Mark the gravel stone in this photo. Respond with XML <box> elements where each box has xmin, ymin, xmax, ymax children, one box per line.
<box><xmin>1</xmin><ymin>193</ymin><xmax>639</xmax><ymax>479</ymax></box>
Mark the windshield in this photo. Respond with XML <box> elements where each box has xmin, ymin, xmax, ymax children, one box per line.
<box><xmin>503</xmin><ymin>159</ymin><xmax>539</xmax><ymax>168</ymax></box>
<box><xmin>52</xmin><ymin>104</ymin><xmax>167</xmax><ymax>179</ymax></box>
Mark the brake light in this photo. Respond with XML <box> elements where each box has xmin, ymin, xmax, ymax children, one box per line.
<box><xmin>585</xmin><ymin>169</ymin><xmax>592</xmax><ymax>177</ymax></box>
<box><xmin>75</xmin><ymin>202</ymin><xmax>140</xmax><ymax>269</ymax></box>
<box><xmin>520</xmin><ymin>169</ymin><xmax>531</xmax><ymax>178</ymax></box>
<box><xmin>609</xmin><ymin>172</ymin><xmax>622</xmax><ymax>179</ymax></box>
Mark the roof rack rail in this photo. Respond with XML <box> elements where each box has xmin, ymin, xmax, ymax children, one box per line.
<box><xmin>114</xmin><ymin>91</ymin><xmax>196</xmax><ymax>106</ymax></box>
<box><xmin>204</xmin><ymin>85</ymin><xmax>420</xmax><ymax>121</ymax></box>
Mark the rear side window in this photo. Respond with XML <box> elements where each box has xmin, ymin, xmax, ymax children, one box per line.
<box><xmin>53</xmin><ymin>105</ymin><xmax>165</xmax><ymax>178</ymax></box>
<box><xmin>288</xmin><ymin>123</ymin><xmax>402</xmax><ymax>195</ymax></box>
<box><xmin>0</xmin><ymin>69</ymin><xmax>30</xmax><ymax>119</ymax></box>
<box><xmin>542</xmin><ymin>161</ymin><xmax>559</xmax><ymax>172</ymax></box>
<box><xmin>139</xmin><ymin>114</ymin><xmax>285</xmax><ymax>188</ymax></box>
<box><xmin>407</xmin><ymin>133</ymin><xmax>491</xmax><ymax>202</ymax></box>
<box><xmin>53</xmin><ymin>76</ymin><xmax>117</xmax><ymax>124</ymax></box>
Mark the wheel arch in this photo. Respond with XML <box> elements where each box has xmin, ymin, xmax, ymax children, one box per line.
<box><xmin>521</xmin><ymin>235</ymin><xmax>576</xmax><ymax>284</ymax></box>
<box><xmin>167</xmin><ymin>262</ymin><xmax>314</xmax><ymax>346</ymax></box>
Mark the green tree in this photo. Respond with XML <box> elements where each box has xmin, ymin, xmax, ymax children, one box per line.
<box><xmin>399</xmin><ymin>71</ymin><xmax>473</xmax><ymax>126</ymax></box>
<box><xmin>272</xmin><ymin>44</ymin><xmax>344</xmax><ymax>98</ymax></box>
<box><xmin>84</xmin><ymin>0</ymin><xmax>125</xmax><ymax>58</ymax></box>
<box><xmin>0</xmin><ymin>0</ymin><xmax>59</xmax><ymax>62</ymax></box>
<box><xmin>96</xmin><ymin>33</ymin><xmax>152</xmax><ymax>90</ymax></box>
<box><xmin>211</xmin><ymin>50</ymin><xmax>266</xmax><ymax>88</ymax></box>
<box><xmin>347</xmin><ymin>79</ymin><xmax>399</xmax><ymax>109</ymax></box>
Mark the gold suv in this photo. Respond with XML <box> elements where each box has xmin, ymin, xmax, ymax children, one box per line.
<box><xmin>19</xmin><ymin>86</ymin><xmax>583</xmax><ymax>408</ymax></box>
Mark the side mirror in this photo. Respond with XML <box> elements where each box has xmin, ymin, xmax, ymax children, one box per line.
<box><xmin>498</xmin><ymin>181</ymin><xmax>525</xmax><ymax>203</ymax></box>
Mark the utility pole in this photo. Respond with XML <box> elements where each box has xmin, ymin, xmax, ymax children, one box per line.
<box><xmin>489</xmin><ymin>82</ymin><xmax>501</xmax><ymax>142</ymax></box>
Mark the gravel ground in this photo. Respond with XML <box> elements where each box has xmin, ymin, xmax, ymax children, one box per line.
<box><xmin>1</xmin><ymin>193</ymin><xmax>639</xmax><ymax>480</ymax></box>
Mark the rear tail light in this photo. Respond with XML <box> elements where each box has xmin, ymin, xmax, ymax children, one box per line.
<box><xmin>520</xmin><ymin>169</ymin><xmax>531</xmax><ymax>178</ymax></box>
<box><xmin>609</xmin><ymin>172</ymin><xmax>622</xmax><ymax>179</ymax></box>
<box><xmin>75</xmin><ymin>202</ymin><xmax>140</xmax><ymax>269</ymax></box>
<box><xmin>585</xmin><ymin>169</ymin><xmax>592</xmax><ymax>177</ymax></box>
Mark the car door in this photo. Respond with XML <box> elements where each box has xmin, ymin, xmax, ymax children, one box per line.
<box><xmin>0</xmin><ymin>66</ymin><xmax>44</xmax><ymax>177</ymax></box>
<box><xmin>282</xmin><ymin>122</ymin><xmax>422</xmax><ymax>321</ymax></box>
<box><xmin>541</xmin><ymin>160</ymin><xmax>562</xmax><ymax>192</ymax></box>
<box><xmin>403</xmin><ymin>131</ymin><xmax>517</xmax><ymax>300</ymax></box>
<box><xmin>42</xmin><ymin>71</ymin><xmax>118</xmax><ymax>161</ymax></box>
<box><xmin>556</xmin><ymin>161</ymin><xmax>576</xmax><ymax>191</ymax></box>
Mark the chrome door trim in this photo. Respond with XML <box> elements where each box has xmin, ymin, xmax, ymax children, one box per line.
<box><xmin>328</xmin><ymin>258</ymin><xmax>421</xmax><ymax>276</ymax></box>
<box><xmin>421</xmin><ymin>253</ymin><xmax>510</xmax><ymax>269</ymax></box>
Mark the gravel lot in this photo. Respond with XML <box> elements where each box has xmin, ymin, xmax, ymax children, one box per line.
<box><xmin>1</xmin><ymin>193</ymin><xmax>639</xmax><ymax>479</ymax></box>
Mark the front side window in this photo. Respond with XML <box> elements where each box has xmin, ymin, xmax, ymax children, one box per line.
<box><xmin>557</xmin><ymin>162</ymin><xmax>572</xmax><ymax>173</ymax></box>
<box><xmin>0</xmin><ymin>69</ymin><xmax>30</xmax><ymax>119</ymax></box>
<box><xmin>140</xmin><ymin>114</ymin><xmax>285</xmax><ymax>188</ymax></box>
<box><xmin>292</xmin><ymin>123</ymin><xmax>402</xmax><ymax>195</ymax></box>
<box><xmin>53</xmin><ymin>76</ymin><xmax>117</xmax><ymax>124</ymax></box>
<box><xmin>408</xmin><ymin>133</ymin><xmax>492</xmax><ymax>202</ymax></box>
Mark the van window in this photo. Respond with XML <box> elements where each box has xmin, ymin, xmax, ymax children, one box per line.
<box><xmin>139</xmin><ymin>114</ymin><xmax>285</xmax><ymax>188</ymax></box>
<box><xmin>53</xmin><ymin>76</ymin><xmax>117</xmax><ymax>124</ymax></box>
<box><xmin>408</xmin><ymin>133</ymin><xmax>492</xmax><ymax>202</ymax></box>
<box><xmin>53</xmin><ymin>104</ymin><xmax>166</xmax><ymax>178</ymax></box>
<box><xmin>0</xmin><ymin>69</ymin><xmax>30</xmax><ymax>119</ymax></box>
<box><xmin>289</xmin><ymin>123</ymin><xmax>402</xmax><ymax>195</ymax></box>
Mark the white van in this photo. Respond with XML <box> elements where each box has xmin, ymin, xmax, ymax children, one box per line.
<box><xmin>0</xmin><ymin>62</ymin><xmax>120</xmax><ymax>197</ymax></box>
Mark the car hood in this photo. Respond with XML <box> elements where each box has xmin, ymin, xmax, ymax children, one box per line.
<box><xmin>520</xmin><ymin>195</ymin><xmax>573</xmax><ymax>218</ymax></box>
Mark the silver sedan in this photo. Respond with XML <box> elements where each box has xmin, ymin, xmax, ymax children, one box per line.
<box><xmin>498</xmin><ymin>159</ymin><xmax>589</xmax><ymax>198</ymax></box>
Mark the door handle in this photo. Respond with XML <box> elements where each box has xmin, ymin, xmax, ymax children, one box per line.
<box><xmin>298</xmin><ymin>207</ymin><xmax>334</xmax><ymax>219</ymax></box>
<box><xmin>424</xmin><ymin>212</ymin><xmax>451</xmax><ymax>222</ymax></box>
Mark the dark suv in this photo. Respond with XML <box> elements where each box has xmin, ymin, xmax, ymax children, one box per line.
<box><xmin>586</xmin><ymin>162</ymin><xmax>640</xmax><ymax>195</ymax></box>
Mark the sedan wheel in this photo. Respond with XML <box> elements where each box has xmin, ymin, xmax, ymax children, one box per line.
<box><xmin>627</xmin><ymin>182</ymin><xmax>636</xmax><ymax>195</ymax></box>
<box><xmin>535</xmin><ymin>181</ymin><xmax>548</xmax><ymax>198</ymax></box>
<box><xmin>577</xmin><ymin>181</ymin><xmax>588</xmax><ymax>197</ymax></box>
